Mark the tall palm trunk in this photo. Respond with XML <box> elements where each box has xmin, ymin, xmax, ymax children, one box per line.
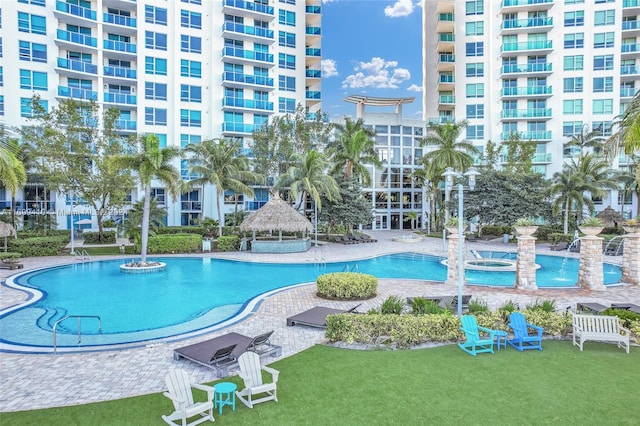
<box><xmin>563</xmin><ymin>198</ymin><xmax>570</xmax><ymax>235</ymax></box>
<box><xmin>216</xmin><ymin>190</ymin><xmax>223</xmax><ymax>237</ymax></box>
<box><xmin>140</xmin><ymin>186</ymin><xmax>151</xmax><ymax>263</ymax></box>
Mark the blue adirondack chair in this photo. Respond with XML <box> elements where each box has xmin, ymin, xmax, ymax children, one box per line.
<box><xmin>507</xmin><ymin>312</ymin><xmax>543</xmax><ymax>351</ymax></box>
<box><xmin>458</xmin><ymin>315</ymin><xmax>495</xmax><ymax>356</ymax></box>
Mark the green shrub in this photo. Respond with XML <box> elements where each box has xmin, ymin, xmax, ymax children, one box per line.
<box><xmin>8</xmin><ymin>236</ymin><xmax>66</xmax><ymax>257</ymax></box>
<box><xmin>601</xmin><ymin>308</ymin><xmax>640</xmax><ymax>329</ymax></box>
<box><xmin>380</xmin><ymin>295</ymin><xmax>405</xmax><ymax>315</ymax></box>
<box><xmin>221</xmin><ymin>226</ymin><xmax>241</xmax><ymax>237</ymax></box>
<box><xmin>0</xmin><ymin>252</ymin><xmax>22</xmax><ymax>261</ymax></box>
<box><xmin>316</xmin><ymin>272</ymin><xmax>377</xmax><ymax>300</ymax></box>
<box><xmin>534</xmin><ymin>225</ymin><xmax>561</xmax><ymax>241</ymax></box>
<box><xmin>81</xmin><ymin>231</ymin><xmax>116</xmax><ymax>244</ymax></box>
<box><xmin>469</xmin><ymin>299</ymin><xmax>490</xmax><ymax>314</ymax></box>
<box><xmin>410</xmin><ymin>298</ymin><xmax>446</xmax><ymax>315</ymax></box>
<box><xmin>498</xmin><ymin>300</ymin><xmax>518</xmax><ymax>313</ymax></box>
<box><xmin>147</xmin><ymin>233</ymin><xmax>201</xmax><ymax>254</ymax></box>
<box><xmin>480</xmin><ymin>225</ymin><xmax>511</xmax><ymax>236</ymax></box>
<box><xmin>526</xmin><ymin>299</ymin><xmax>556</xmax><ymax>313</ymax></box>
<box><xmin>17</xmin><ymin>229</ymin><xmax>70</xmax><ymax>241</ymax></box>
<box><xmin>155</xmin><ymin>226</ymin><xmax>205</xmax><ymax>236</ymax></box>
<box><xmin>215</xmin><ymin>235</ymin><xmax>239</xmax><ymax>252</ymax></box>
<box><xmin>548</xmin><ymin>233</ymin><xmax>573</xmax><ymax>244</ymax></box>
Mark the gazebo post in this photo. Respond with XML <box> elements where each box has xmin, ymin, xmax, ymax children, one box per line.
<box><xmin>252</xmin><ymin>230</ymin><xmax>256</xmax><ymax>242</ymax></box>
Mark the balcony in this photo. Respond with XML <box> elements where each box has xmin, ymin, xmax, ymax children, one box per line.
<box><xmin>502</xmin><ymin>131</ymin><xmax>552</xmax><ymax>141</ymax></box>
<box><xmin>103</xmin><ymin>13</ymin><xmax>137</xmax><ymax>35</ymax></box>
<box><xmin>501</xmin><ymin>86</ymin><xmax>552</xmax><ymax>97</ymax></box>
<box><xmin>223</xmin><ymin>47</ymin><xmax>274</xmax><ymax>65</ymax></box>
<box><xmin>436</xmin><ymin>13</ymin><xmax>454</xmax><ymax>33</ymax></box>
<box><xmin>427</xmin><ymin>116</ymin><xmax>455</xmax><ymax>125</ymax></box>
<box><xmin>306</xmin><ymin>5</ymin><xmax>321</xmax><ymax>14</ymax></box>
<box><xmin>501</xmin><ymin>0</ymin><xmax>554</xmax><ymax>11</ymax></box>
<box><xmin>57</xmin><ymin>85</ymin><xmax>98</xmax><ymax>100</ymax></box>
<box><xmin>622</xmin><ymin>20</ymin><xmax>640</xmax><ymax>36</ymax></box>
<box><xmin>222</xmin><ymin>122</ymin><xmax>255</xmax><ymax>134</ymax></box>
<box><xmin>501</xmin><ymin>40</ymin><xmax>552</xmax><ymax>55</ymax></box>
<box><xmin>500</xmin><ymin>108</ymin><xmax>552</xmax><ymax>120</ymax></box>
<box><xmin>501</xmin><ymin>63</ymin><xmax>552</xmax><ymax>76</ymax></box>
<box><xmin>222</xmin><ymin>0</ymin><xmax>274</xmax><ymax>19</ymax></box>
<box><xmin>181</xmin><ymin>201</ymin><xmax>202</xmax><ymax>211</ymax></box>
<box><xmin>56</xmin><ymin>29</ymin><xmax>97</xmax><ymax>49</ymax></box>
<box><xmin>532</xmin><ymin>153</ymin><xmax>552</xmax><ymax>163</ymax></box>
<box><xmin>55</xmin><ymin>1</ymin><xmax>96</xmax><ymax>21</ymax></box>
<box><xmin>621</xmin><ymin>43</ymin><xmax>640</xmax><ymax>58</ymax></box>
<box><xmin>103</xmin><ymin>66</ymin><xmax>137</xmax><ymax>80</ymax></box>
<box><xmin>624</xmin><ymin>0</ymin><xmax>640</xmax><ymax>15</ymax></box>
<box><xmin>306</xmin><ymin>69</ymin><xmax>321</xmax><ymax>79</ymax></box>
<box><xmin>104</xmin><ymin>93</ymin><xmax>137</xmax><ymax>105</ymax></box>
<box><xmin>115</xmin><ymin>119</ymin><xmax>137</xmax><ymax>131</ymax></box>
<box><xmin>222</xmin><ymin>97</ymin><xmax>273</xmax><ymax>111</ymax></box>
<box><xmin>621</xmin><ymin>87</ymin><xmax>637</xmax><ymax>98</ymax></box>
<box><xmin>437</xmin><ymin>33</ymin><xmax>454</xmax><ymax>51</ymax></box>
<box><xmin>306</xmin><ymin>47</ymin><xmax>321</xmax><ymax>57</ymax></box>
<box><xmin>222</xmin><ymin>71</ymin><xmax>273</xmax><ymax>88</ymax></box>
<box><xmin>56</xmin><ymin>57</ymin><xmax>97</xmax><ymax>75</ymax></box>
<box><xmin>437</xmin><ymin>53</ymin><xmax>455</xmax><ymax>72</ymax></box>
<box><xmin>439</xmin><ymin>95</ymin><xmax>455</xmax><ymax>104</ymax></box>
<box><xmin>306</xmin><ymin>90</ymin><xmax>321</xmax><ymax>100</ymax></box>
<box><xmin>245</xmin><ymin>200</ymin><xmax>267</xmax><ymax>211</ymax></box>
<box><xmin>222</xmin><ymin>22</ymin><xmax>274</xmax><ymax>42</ymax></box>
<box><xmin>103</xmin><ymin>39</ymin><xmax>137</xmax><ymax>55</ymax></box>
<box><xmin>501</xmin><ymin>17</ymin><xmax>552</xmax><ymax>34</ymax></box>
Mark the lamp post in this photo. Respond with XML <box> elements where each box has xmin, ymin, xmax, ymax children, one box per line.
<box><xmin>314</xmin><ymin>199</ymin><xmax>318</xmax><ymax>248</ymax></box>
<box><xmin>69</xmin><ymin>190</ymin><xmax>75</xmax><ymax>255</ymax></box>
<box><xmin>443</xmin><ymin>167</ymin><xmax>479</xmax><ymax>317</ymax></box>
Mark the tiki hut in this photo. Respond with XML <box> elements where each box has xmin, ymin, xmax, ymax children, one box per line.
<box><xmin>0</xmin><ymin>222</ymin><xmax>16</xmax><ymax>252</ymax></box>
<box><xmin>596</xmin><ymin>206</ymin><xmax>624</xmax><ymax>228</ymax></box>
<box><xmin>240</xmin><ymin>195</ymin><xmax>313</xmax><ymax>253</ymax></box>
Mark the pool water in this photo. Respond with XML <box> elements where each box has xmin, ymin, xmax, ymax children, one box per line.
<box><xmin>0</xmin><ymin>253</ymin><xmax>622</xmax><ymax>351</ymax></box>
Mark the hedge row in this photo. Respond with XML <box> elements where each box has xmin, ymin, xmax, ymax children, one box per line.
<box><xmin>82</xmin><ymin>231</ymin><xmax>116</xmax><ymax>244</ymax></box>
<box><xmin>147</xmin><ymin>233</ymin><xmax>201</xmax><ymax>253</ymax></box>
<box><xmin>8</xmin><ymin>236</ymin><xmax>67</xmax><ymax>257</ymax></box>
<box><xmin>215</xmin><ymin>235</ymin><xmax>239</xmax><ymax>252</ymax></box>
<box><xmin>317</xmin><ymin>272</ymin><xmax>378</xmax><ymax>299</ymax></box>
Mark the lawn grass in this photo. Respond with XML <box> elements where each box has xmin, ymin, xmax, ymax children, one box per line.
<box><xmin>1</xmin><ymin>340</ymin><xmax>637</xmax><ymax>425</ymax></box>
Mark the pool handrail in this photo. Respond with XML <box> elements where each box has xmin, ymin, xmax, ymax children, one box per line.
<box><xmin>53</xmin><ymin>315</ymin><xmax>102</xmax><ymax>354</ymax></box>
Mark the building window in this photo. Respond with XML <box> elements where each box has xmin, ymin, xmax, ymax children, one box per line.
<box><xmin>593</xmin><ymin>32</ymin><xmax>614</xmax><ymax>49</ymax></box>
<box><xmin>180</xmin><ymin>60</ymin><xmax>202</xmax><ymax>78</ymax></box>
<box><xmin>0</xmin><ymin>95</ymin><xmax>4</xmax><ymax>116</ymax></box>
<box><xmin>181</xmin><ymin>10</ymin><xmax>202</xmax><ymax>29</ymax></box>
<box><xmin>150</xmin><ymin>188</ymin><xmax>166</xmax><ymax>205</ymax></box>
<box><xmin>145</xmin><ymin>31</ymin><xmax>167</xmax><ymax>50</ymax></box>
<box><xmin>19</xmin><ymin>69</ymin><xmax>47</xmax><ymax>91</ymax></box>
<box><xmin>145</xmin><ymin>82</ymin><xmax>167</xmax><ymax>100</ymax></box>
<box><xmin>593</xmin><ymin>55</ymin><xmax>614</xmax><ymax>70</ymax></box>
<box><xmin>563</xmin><ymin>121</ymin><xmax>583</xmax><ymax>137</ymax></box>
<box><xmin>18</xmin><ymin>13</ymin><xmax>46</xmax><ymax>35</ymax></box>
<box><xmin>466</xmin><ymin>62</ymin><xmax>484</xmax><ymax>77</ymax></box>
<box><xmin>564</xmin><ymin>11</ymin><xmax>584</xmax><ymax>27</ymax></box>
<box><xmin>20</xmin><ymin>97</ymin><xmax>47</xmax><ymax>117</ymax></box>
<box><xmin>467</xmin><ymin>125</ymin><xmax>484</xmax><ymax>140</ymax></box>
<box><xmin>466</xmin><ymin>83</ymin><xmax>484</xmax><ymax>98</ymax></box>
<box><xmin>180</xmin><ymin>84</ymin><xmax>202</xmax><ymax>102</ymax></box>
<box><xmin>0</xmin><ymin>67</ymin><xmax>2</xmax><ymax>86</ymax></box>
<box><xmin>278</xmin><ymin>10</ymin><xmax>295</xmax><ymax>26</ymax></box>
<box><xmin>278</xmin><ymin>31</ymin><xmax>296</xmax><ymax>48</ymax></box>
<box><xmin>278</xmin><ymin>53</ymin><xmax>295</xmax><ymax>70</ymax></box>
<box><xmin>592</xmin><ymin>99</ymin><xmax>613</xmax><ymax>114</ymax></box>
<box><xmin>278</xmin><ymin>75</ymin><xmax>295</xmax><ymax>91</ymax></box>
<box><xmin>145</xmin><ymin>108</ymin><xmax>167</xmax><ymax>126</ymax></box>
<box><xmin>465</xmin><ymin>0</ymin><xmax>483</xmax><ymax>15</ymax></box>
<box><xmin>180</xmin><ymin>134</ymin><xmax>201</xmax><ymax>149</ymax></box>
<box><xmin>18</xmin><ymin>40</ymin><xmax>47</xmax><ymax>62</ymax></box>
<box><xmin>592</xmin><ymin>121</ymin><xmax>613</xmax><ymax>136</ymax></box>
<box><xmin>465</xmin><ymin>42</ymin><xmax>484</xmax><ymax>57</ymax></box>
<box><xmin>563</xmin><ymin>77</ymin><xmax>583</xmax><ymax>93</ymax></box>
<box><xmin>145</xmin><ymin>6</ymin><xmax>167</xmax><ymax>25</ymax></box>
<box><xmin>465</xmin><ymin>21</ymin><xmax>483</xmax><ymax>36</ymax></box>
<box><xmin>181</xmin><ymin>0</ymin><xmax>202</xmax><ymax>4</ymax></box>
<box><xmin>180</xmin><ymin>109</ymin><xmax>202</xmax><ymax>127</ymax></box>
<box><xmin>278</xmin><ymin>97</ymin><xmax>296</xmax><ymax>113</ymax></box>
<box><xmin>180</xmin><ymin>35</ymin><xmax>202</xmax><ymax>53</ymax></box>
<box><xmin>593</xmin><ymin>77</ymin><xmax>613</xmax><ymax>93</ymax></box>
<box><xmin>466</xmin><ymin>104</ymin><xmax>484</xmax><ymax>119</ymax></box>
<box><xmin>564</xmin><ymin>33</ymin><xmax>584</xmax><ymax>49</ymax></box>
<box><xmin>145</xmin><ymin>57</ymin><xmax>167</xmax><ymax>75</ymax></box>
<box><xmin>563</xmin><ymin>55</ymin><xmax>584</xmax><ymax>71</ymax></box>
<box><xmin>594</xmin><ymin>10</ymin><xmax>615</xmax><ymax>26</ymax></box>
<box><xmin>563</xmin><ymin>99</ymin><xmax>583</xmax><ymax>114</ymax></box>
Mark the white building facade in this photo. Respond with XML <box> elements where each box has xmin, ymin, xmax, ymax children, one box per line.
<box><xmin>0</xmin><ymin>0</ymin><xmax>321</xmax><ymax>229</ymax></box>
<box><xmin>422</xmin><ymin>0</ymin><xmax>638</xmax><ymax>218</ymax></box>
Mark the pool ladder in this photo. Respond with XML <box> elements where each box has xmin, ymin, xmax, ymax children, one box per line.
<box><xmin>52</xmin><ymin>315</ymin><xmax>102</xmax><ymax>354</ymax></box>
<box><xmin>75</xmin><ymin>249</ymin><xmax>91</xmax><ymax>263</ymax></box>
<box><xmin>342</xmin><ymin>264</ymin><xmax>359</xmax><ymax>272</ymax></box>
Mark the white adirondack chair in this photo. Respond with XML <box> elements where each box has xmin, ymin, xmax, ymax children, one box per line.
<box><xmin>162</xmin><ymin>368</ymin><xmax>215</xmax><ymax>426</ymax></box>
<box><xmin>236</xmin><ymin>351</ymin><xmax>279</xmax><ymax>408</ymax></box>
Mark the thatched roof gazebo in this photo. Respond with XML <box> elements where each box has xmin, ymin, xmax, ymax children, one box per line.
<box><xmin>596</xmin><ymin>206</ymin><xmax>624</xmax><ymax>228</ymax></box>
<box><xmin>0</xmin><ymin>222</ymin><xmax>16</xmax><ymax>253</ymax></box>
<box><xmin>240</xmin><ymin>195</ymin><xmax>313</xmax><ymax>253</ymax></box>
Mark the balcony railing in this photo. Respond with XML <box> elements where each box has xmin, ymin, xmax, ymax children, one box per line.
<box><xmin>222</xmin><ymin>97</ymin><xmax>273</xmax><ymax>111</ymax></box>
<box><xmin>56</xmin><ymin>1</ymin><xmax>96</xmax><ymax>20</ymax></box>
<box><xmin>115</xmin><ymin>119</ymin><xmax>137</xmax><ymax>131</ymax></box>
<box><xmin>439</xmin><ymin>95</ymin><xmax>455</xmax><ymax>104</ymax></box>
<box><xmin>103</xmin><ymin>39</ymin><xmax>137</xmax><ymax>53</ymax></box>
<box><xmin>532</xmin><ymin>153</ymin><xmax>552</xmax><ymax>163</ymax></box>
<box><xmin>306</xmin><ymin>26</ymin><xmax>321</xmax><ymax>36</ymax></box>
<box><xmin>306</xmin><ymin>69</ymin><xmax>321</xmax><ymax>78</ymax></box>
<box><xmin>501</xmin><ymin>17</ymin><xmax>552</xmax><ymax>29</ymax></box>
<box><xmin>306</xmin><ymin>5</ymin><xmax>321</xmax><ymax>14</ymax></box>
<box><xmin>58</xmin><ymin>86</ymin><xmax>97</xmax><ymax>100</ymax></box>
<box><xmin>622</xmin><ymin>43</ymin><xmax>640</xmax><ymax>53</ymax></box>
<box><xmin>223</xmin><ymin>22</ymin><xmax>274</xmax><ymax>39</ymax></box>
<box><xmin>500</xmin><ymin>108</ymin><xmax>552</xmax><ymax>119</ymax></box>
<box><xmin>621</xmin><ymin>88</ymin><xmax>637</xmax><ymax>97</ymax></box>
<box><xmin>502</xmin><ymin>0</ymin><xmax>553</xmax><ymax>6</ymax></box>
<box><xmin>501</xmin><ymin>131</ymin><xmax>552</xmax><ymax>140</ymax></box>
<box><xmin>56</xmin><ymin>29</ymin><xmax>97</xmax><ymax>47</ymax></box>
<box><xmin>103</xmin><ymin>13</ymin><xmax>137</xmax><ymax>28</ymax></box>
<box><xmin>57</xmin><ymin>57</ymin><xmax>97</xmax><ymax>74</ymax></box>
<box><xmin>181</xmin><ymin>201</ymin><xmax>202</xmax><ymax>211</ymax></box>
<box><xmin>501</xmin><ymin>40</ymin><xmax>552</xmax><ymax>52</ymax></box>
<box><xmin>12</xmin><ymin>200</ymin><xmax>56</xmax><ymax>211</ymax></box>
<box><xmin>501</xmin><ymin>86</ymin><xmax>552</xmax><ymax>96</ymax></box>
<box><xmin>223</xmin><ymin>47</ymin><xmax>274</xmax><ymax>63</ymax></box>
<box><xmin>306</xmin><ymin>90</ymin><xmax>321</xmax><ymax>99</ymax></box>
<box><xmin>622</xmin><ymin>20</ymin><xmax>640</xmax><ymax>31</ymax></box>
<box><xmin>427</xmin><ymin>116</ymin><xmax>455</xmax><ymax>125</ymax></box>
<box><xmin>104</xmin><ymin>93</ymin><xmax>137</xmax><ymax>104</ymax></box>
<box><xmin>438</xmin><ymin>33</ymin><xmax>454</xmax><ymax>42</ymax></box>
<box><xmin>306</xmin><ymin>48</ymin><xmax>321</xmax><ymax>56</ymax></box>
<box><xmin>621</xmin><ymin>65</ymin><xmax>640</xmax><ymax>75</ymax></box>
<box><xmin>439</xmin><ymin>53</ymin><xmax>455</xmax><ymax>63</ymax></box>
<box><xmin>223</xmin><ymin>71</ymin><xmax>273</xmax><ymax>87</ymax></box>
<box><xmin>502</xmin><ymin>63</ymin><xmax>552</xmax><ymax>74</ymax></box>
<box><xmin>104</xmin><ymin>66</ymin><xmax>137</xmax><ymax>79</ymax></box>
<box><xmin>224</xmin><ymin>0</ymin><xmax>274</xmax><ymax>15</ymax></box>
<box><xmin>222</xmin><ymin>122</ymin><xmax>255</xmax><ymax>133</ymax></box>
<box><xmin>245</xmin><ymin>200</ymin><xmax>267</xmax><ymax>211</ymax></box>
<box><xmin>624</xmin><ymin>0</ymin><xmax>640</xmax><ymax>8</ymax></box>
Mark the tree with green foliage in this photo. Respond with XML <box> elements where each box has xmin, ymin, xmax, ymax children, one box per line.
<box><xmin>480</xmin><ymin>140</ymin><xmax>501</xmax><ymax>171</ymax></box>
<box><xmin>276</xmin><ymin>149</ymin><xmax>340</xmax><ymax>212</ymax></box>
<box><xmin>20</xmin><ymin>97</ymin><xmax>135</xmax><ymax>242</ymax></box>
<box><xmin>184</xmin><ymin>138</ymin><xmax>262</xmax><ymax>236</ymax></box>
<box><xmin>500</xmin><ymin>133</ymin><xmax>537</xmax><ymax>174</ymax></box>
<box><xmin>319</xmin><ymin>177</ymin><xmax>373</xmax><ymax>233</ymax></box>
<box><xmin>464</xmin><ymin>170</ymin><xmax>552</xmax><ymax>226</ymax></box>
<box><xmin>0</xmin><ymin>128</ymin><xmax>27</xmax><ymax>229</ymax></box>
<box><xmin>607</xmin><ymin>92</ymin><xmax>640</xmax><ymax>191</ymax></box>
<box><xmin>328</xmin><ymin>127</ymin><xmax>381</xmax><ymax>187</ymax></box>
<box><xmin>116</xmin><ymin>134</ymin><xmax>181</xmax><ymax>263</ymax></box>
<box><xmin>123</xmin><ymin>197</ymin><xmax>167</xmax><ymax>250</ymax></box>
<box><xmin>564</xmin><ymin>124</ymin><xmax>605</xmax><ymax>157</ymax></box>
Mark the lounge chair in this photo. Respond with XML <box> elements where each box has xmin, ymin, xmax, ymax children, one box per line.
<box><xmin>245</xmin><ymin>330</ymin><xmax>282</xmax><ymax>357</ymax></box>
<box><xmin>458</xmin><ymin>315</ymin><xmax>495</xmax><ymax>356</ymax></box>
<box><xmin>444</xmin><ymin>295</ymin><xmax>472</xmax><ymax>313</ymax></box>
<box><xmin>576</xmin><ymin>302</ymin><xmax>609</xmax><ymax>314</ymax></box>
<box><xmin>549</xmin><ymin>241</ymin><xmax>568</xmax><ymax>251</ymax></box>
<box><xmin>286</xmin><ymin>304</ymin><xmax>361</xmax><ymax>328</ymax></box>
<box><xmin>161</xmin><ymin>368</ymin><xmax>215</xmax><ymax>426</ymax></box>
<box><xmin>507</xmin><ymin>312</ymin><xmax>543</xmax><ymax>351</ymax></box>
<box><xmin>236</xmin><ymin>351</ymin><xmax>279</xmax><ymax>409</ymax></box>
<box><xmin>611</xmin><ymin>303</ymin><xmax>640</xmax><ymax>314</ymax></box>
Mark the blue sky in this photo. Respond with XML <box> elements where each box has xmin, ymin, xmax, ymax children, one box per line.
<box><xmin>320</xmin><ymin>0</ymin><xmax>424</xmax><ymax>120</ymax></box>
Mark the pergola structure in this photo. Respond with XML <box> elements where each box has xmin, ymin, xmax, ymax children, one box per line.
<box><xmin>344</xmin><ymin>95</ymin><xmax>415</xmax><ymax>118</ymax></box>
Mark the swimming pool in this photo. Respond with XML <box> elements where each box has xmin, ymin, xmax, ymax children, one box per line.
<box><xmin>0</xmin><ymin>253</ymin><xmax>622</xmax><ymax>352</ymax></box>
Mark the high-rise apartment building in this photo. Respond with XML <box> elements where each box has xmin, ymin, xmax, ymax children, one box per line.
<box><xmin>0</xmin><ymin>0</ymin><xmax>321</xmax><ymax>228</ymax></box>
<box><xmin>422</xmin><ymin>0</ymin><xmax>638</xmax><ymax>218</ymax></box>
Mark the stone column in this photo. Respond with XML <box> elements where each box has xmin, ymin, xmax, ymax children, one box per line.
<box><xmin>515</xmin><ymin>236</ymin><xmax>537</xmax><ymax>290</ymax></box>
<box><xmin>446</xmin><ymin>230</ymin><xmax>464</xmax><ymax>287</ymax></box>
<box><xmin>578</xmin><ymin>236</ymin><xmax>605</xmax><ymax>290</ymax></box>
<box><xmin>621</xmin><ymin>231</ymin><xmax>640</xmax><ymax>285</ymax></box>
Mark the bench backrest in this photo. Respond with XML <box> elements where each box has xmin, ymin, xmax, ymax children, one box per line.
<box><xmin>573</xmin><ymin>314</ymin><xmax>620</xmax><ymax>334</ymax></box>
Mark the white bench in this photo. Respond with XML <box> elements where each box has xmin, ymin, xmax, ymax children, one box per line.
<box><xmin>572</xmin><ymin>314</ymin><xmax>630</xmax><ymax>353</ymax></box>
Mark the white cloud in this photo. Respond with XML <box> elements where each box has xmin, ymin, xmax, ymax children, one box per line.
<box><xmin>342</xmin><ymin>57</ymin><xmax>411</xmax><ymax>89</ymax></box>
<box><xmin>384</xmin><ymin>0</ymin><xmax>415</xmax><ymax>17</ymax></box>
<box><xmin>407</xmin><ymin>84</ymin><xmax>423</xmax><ymax>92</ymax></box>
<box><xmin>321</xmin><ymin>59</ymin><xmax>338</xmax><ymax>77</ymax></box>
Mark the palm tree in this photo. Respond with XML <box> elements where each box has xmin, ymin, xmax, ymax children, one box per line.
<box><xmin>183</xmin><ymin>138</ymin><xmax>262</xmax><ymax>237</ymax></box>
<box><xmin>329</xmin><ymin>129</ymin><xmax>381</xmax><ymax>186</ymax></box>
<box><xmin>564</xmin><ymin>124</ymin><xmax>605</xmax><ymax>157</ymax></box>
<box><xmin>0</xmin><ymin>132</ymin><xmax>27</xmax><ymax>220</ymax></box>
<box><xmin>117</xmin><ymin>134</ymin><xmax>181</xmax><ymax>263</ymax></box>
<box><xmin>276</xmin><ymin>149</ymin><xmax>340</xmax><ymax>212</ymax></box>
<box><xmin>611</xmin><ymin>91</ymin><xmax>640</xmax><ymax>156</ymax></box>
<box><xmin>123</xmin><ymin>197</ymin><xmax>167</xmax><ymax>250</ymax></box>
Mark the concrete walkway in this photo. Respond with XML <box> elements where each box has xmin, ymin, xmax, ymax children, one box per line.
<box><xmin>0</xmin><ymin>230</ymin><xmax>638</xmax><ymax>412</ymax></box>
